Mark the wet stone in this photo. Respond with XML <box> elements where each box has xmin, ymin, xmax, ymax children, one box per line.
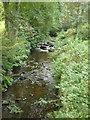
<box><xmin>37</xmin><ymin>78</ymin><xmax>43</xmax><ymax>81</ymax></box>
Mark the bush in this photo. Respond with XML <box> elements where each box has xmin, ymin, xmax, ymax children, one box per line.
<box><xmin>2</xmin><ymin>23</ymin><xmax>41</xmax><ymax>90</ymax></box>
<box><xmin>2</xmin><ymin>36</ymin><xmax>30</xmax><ymax>91</ymax></box>
<box><xmin>2</xmin><ymin>21</ymin><xmax>48</xmax><ymax>90</ymax></box>
<box><xmin>65</xmin><ymin>28</ymin><xmax>76</xmax><ymax>38</ymax></box>
<box><xmin>2</xmin><ymin>37</ymin><xmax>30</xmax><ymax>71</ymax></box>
<box><xmin>48</xmin><ymin>32</ymin><xmax>88</xmax><ymax>118</ymax></box>
<box><xmin>77</xmin><ymin>23</ymin><xmax>89</xmax><ymax>40</ymax></box>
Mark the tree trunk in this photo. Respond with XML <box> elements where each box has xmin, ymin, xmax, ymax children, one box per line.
<box><xmin>3</xmin><ymin>2</ymin><xmax>9</xmax><ymax>32</ymax></box>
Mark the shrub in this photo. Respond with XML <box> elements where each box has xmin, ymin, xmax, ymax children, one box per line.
<box><xmin>77</xmin><ymin>23</ymin><xmax>89</xmax><ymax>40</ymax></box>
<box><xmin>2</xmin><ymin>21</ymin><xmax>48</xmax><ymax>90</ymax></box>
<box><xmin>48</xmin><ymin>32</ymin><xmax>88</xmax><ymax>118</ymax></box>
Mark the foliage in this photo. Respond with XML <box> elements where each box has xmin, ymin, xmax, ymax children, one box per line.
<box><xmin>76</xmin><ymin>23</ymin><xmax>89</xmax><ymax>40</ymax></box>
<box><xmin>19</xmin><ymin>2</ymin><xmax>59</xmax><ymax>36</ymax></box>
<box><xmin>7</xmin><ymin>105</ymin><xmax>23</xmax><ymax>114</ymax></box>
<box><xmin>1</xmin><ymin>2</ymin><xmax>59</xmax><ymax>89</ymax></box>
<box><xmin>58</xmin><ymin>2</ymin><xmax>88</xmax><ymax>31</ymax></box>
<box><xmin>2</xmin><ymin>32</ymin><xmax>30</xmax><ymax>89</ymax></box>
<box><xmin>1</xmin><ymin>2</ymin><xmax>89</xmax><ymax>118</ymax></box>
<box><xmin>36</xmin><ymin>98</ymin><xmax>48</xmax><ymax>104</ymax></box>
<box><xmin>2</xmin><ymin>76</ymin><xmax>13</xmax><ymax>88</ymax></box>
<box><xmin>35</xmin><ymin>98</ymin><xmax>61</xmax><ymax>108</ymax></box>
<box><xmin>48</xmin><ymin>31</ymin><xmax>88</xmax><ymax>118</ymax></box>
<box><xmin>2</xmin><ymin>35</ymin><xmax>31</xmax><ymax>69</ymax></box>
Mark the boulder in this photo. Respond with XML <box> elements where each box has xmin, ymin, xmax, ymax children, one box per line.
<box><xmin>40</xmin><ymin>45</ymin><xmax>47</xmax><ymax>50</ymax></box>
<box><xmin>49</xmin><ymin>44</ymin><xmax>54</xmax><ymax>47</ymax></box>
<box><xmin>43</xmin><ymin>43</ymin><xmax>48</xmax><ymax>46</ymax></box>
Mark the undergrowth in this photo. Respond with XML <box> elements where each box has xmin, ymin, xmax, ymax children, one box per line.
<box><xmin>47</xmin><ymin>29</ymin><xmax>88</xmax><ymax>118</ymax></box>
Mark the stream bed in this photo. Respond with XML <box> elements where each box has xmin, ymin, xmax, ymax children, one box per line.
<box><xmin>2</xmin><ymin>49</ymin><xmax>57</xmax><ymax>118</ymax></box>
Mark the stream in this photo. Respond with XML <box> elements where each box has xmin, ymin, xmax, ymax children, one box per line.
<box><xmin>2</xmin><ymin>48</ymin><xmax>57</xmax><ymax>118</ymax></box>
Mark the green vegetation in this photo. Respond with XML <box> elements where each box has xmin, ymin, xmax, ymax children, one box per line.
<box><xmin>1</xmin><ymin>2</ymin><xmax>59</xmax><ymax>90</ymax></box>
<box><xmin>47</xmin><ymin>31</ymin><xmax>88</xmax><ymax>118</ymax></box>
<box><xmin>7</xmin><ymin>105</ymin><xmax>23</xmax><ymax>114</ymax></box>
<box><xmin>46</xmin><ymin>3</ymin><xmax>89</xmax><ymax>118</ymax></box>
<box><xmin>1</xmin><ymin>1</ymin><xmax>89</xmax><ymax>118</ymax></box>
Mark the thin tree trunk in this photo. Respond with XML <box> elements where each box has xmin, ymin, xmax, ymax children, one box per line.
<box><xmin>3</xmin><ymin>2</ymin><xmax>9</xmax><ymax>32</ymax></box>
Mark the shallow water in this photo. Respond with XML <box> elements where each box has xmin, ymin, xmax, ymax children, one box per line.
<box><xmin>2</xmin><ymin>49</ymin><xmax>56</xmax><ymax>118</ymax></box>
